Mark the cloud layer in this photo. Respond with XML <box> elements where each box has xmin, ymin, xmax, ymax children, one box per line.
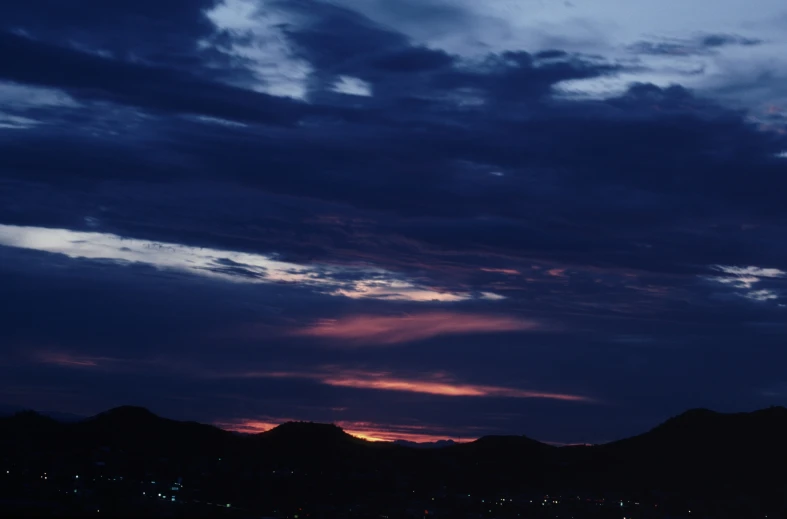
<box><xmin>0</xmin><ymin>0</ymin><xmax>786</xmax><ymax>444</ymax></box>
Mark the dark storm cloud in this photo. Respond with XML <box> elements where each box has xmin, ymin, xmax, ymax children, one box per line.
<box><xmin>0</xmin><ymin>0</ymin><xmax>224</xmax><ymax>70</ymax></box>
<box><xmin>629</xmin><ymin>33</ymin><xmax>763</xmax><ymax>56</ymax></box>
<box><xmin>0</xmin><ymin>32</ymin><xmax>305</xmax><ymax>125</ymax></box>
<box><xmin>278</xmin><ymin>0</ymin><xmax>414</xmax><ymax>71</ymax></box>
<box><xmin>700</xmin><ymin>34</ymin><xmax>763</xmax><ymax>48</ymax></box>
<box><xmin>1</xmin><ymin>0</ymin><xmax>787</xmax><ymax>443</ymax></box>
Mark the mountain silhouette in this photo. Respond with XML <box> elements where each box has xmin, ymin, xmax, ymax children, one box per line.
<box><xmin>2</xmin><ymin>405</ymin><xmax>787</xmax><ymax>516</ymax></box>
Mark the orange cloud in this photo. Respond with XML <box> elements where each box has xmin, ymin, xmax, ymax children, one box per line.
<box><xmin>322</xmin><ymin>371</ymin><xmax>593</xmax><ymax>401</ymax></box>
<box><xmin>228</xmin><ymin>368</ymin><xmax>595</xmax><ymax>403</ymax></box>
<box><xmin>291</xmin><ymin>311</ymin><xmax>539</xmax><ymax>345</ymax></box>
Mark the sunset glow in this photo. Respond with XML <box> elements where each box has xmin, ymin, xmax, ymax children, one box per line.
<box><xmin>229</xmin><ymin>368</ymin><xmax>595</xmax><ymax>402</ymax></box>
<box><xmin>291</xmin><ymin>312</ymin><xmax>540</xmax><ymax>345</ymax></box>
<box><xmin>215</xmin><ymin>417</ymin><xmax>477</xmax><ymax>444</ymax></box>
<box><xmin>3</xmin><ymin>0</ymin><xmax>787</xmax><ymax>452</ymax></box>
<box><xmin>322</xmin><ymin>372</ymin><xmax>593</xmax><ymax>401</ymax></box>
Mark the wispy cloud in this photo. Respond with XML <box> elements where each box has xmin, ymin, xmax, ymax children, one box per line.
<box><xmin>332</xmin><ymin>76</ymin><xmax>372</xmax><ymax>97</ymax></box>
<box><xmin>36</xmin><ymin>351</ymin><xmax>101</xmax><ymax>368</ymax></box>
<box><xmin>0</xmin><ymin>224</ymin><xmax>504</xmax><ymax>303</ymax></box>
<box><xmin>480</xmin><ymin>267</ymin><xmax>520</xmax><ymax>275</ymax></box>
<box><xmin>0</xmin><ymin>80</ymin><xmax>79</xmax><ymax>108</ymax></box>
<box><xmin>322</xmin><ymin>372</ymin><xmax>592</xmax><ymax>401</ymax></box>
<box><xmin>745</xmin><ymin>289</ymin><xmax>779</xmax><ymax>302</ymax></box>
<box><xmin>707</xmin><ymin>264</ymin><xmax>785</xmax><ymax>301</ymax></box>
<box><xmin>203</xmin><ymin>0</ymin><xmax>312</xmax><ymax>99</ymax></box>
<box><xmin>228</xmin><ymin>367</ymin><xmax>595</xmax><ymax>402</ymax></box>
<box><xmin>0</xmin><ymin>112</ymin><xmax>38</xmax><ymax>129</ymax></box>
<box><xmin>290</xmin><ymin>311</ymin><xmax>540</xmax><ymax>345</ymax></box>
<box><xmin>628</xmin><ymin>34</ymin><xmax>762</xmax><ymax>57</ymax></box>
<box><xmin>34</xmin><ymin>350</ymin><xmax>134</xmax><ymax>369</ymax></box>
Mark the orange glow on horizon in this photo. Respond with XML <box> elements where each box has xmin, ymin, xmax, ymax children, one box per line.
<box><xmin>215</xmin><ymin>418</ymin><xmax>475</xmax><ymax>444</ymax></box>
<box><xmin>291</xmin><ymin>311</ymin><xmax>540</xmax><ymax>345</ymax></box>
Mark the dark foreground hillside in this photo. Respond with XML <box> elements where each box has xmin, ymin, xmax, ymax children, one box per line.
<box><xmin>1</xmin><ymin>405</ymin><xmax>786</xmax><ymax>518</ymax></box>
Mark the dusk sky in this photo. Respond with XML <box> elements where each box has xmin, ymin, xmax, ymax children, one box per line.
<box><xmin>1</xmin><ymin>0</ymin><xmax>787</xmax><ymax>445</ymax></box>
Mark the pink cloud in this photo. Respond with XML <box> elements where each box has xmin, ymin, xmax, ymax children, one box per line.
<box><xmin>33</xmin><ymin>350</ymin><xmax>148</xmax><ymax>372</ymax></box>
<box><xmin>321</xmin><ymin>371</ymin><xmax>594</xmax><ymax>401</ymax></box>
<box><xmin>480</xmin><ymin>267</ymin><xmax>521</xmax><ymax>275</ymax></box>
<box><xmin>226</xmin><ymin>368</ymin><xmax>595</xmax><ymax>403</ymax></box>
<box><xmin>36</xmin><ymin>351</ymin><xmax>103</xmax><ymax>368</ymax></box>
<box><xmin>290</xmin><ymin>311</ymin><xmax>539</xmax><ymax>345</ymax></box>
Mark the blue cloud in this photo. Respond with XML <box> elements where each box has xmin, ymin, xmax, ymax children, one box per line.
<box><xmin>0</xmin><ymin>0</ymin><xmax>786</xmax><ymax>444</ymax></box>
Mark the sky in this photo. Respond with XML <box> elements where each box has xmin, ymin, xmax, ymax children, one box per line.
<box><xmin>1</xmin><ymin>0</ymin><xmax>786</xmax><ymax>445</ymax></box>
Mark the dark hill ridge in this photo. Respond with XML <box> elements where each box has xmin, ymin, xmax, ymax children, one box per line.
<box><xmin>90</xmin><ymin>405</ymin><xmax>160</xmax><ymax>422</ymax></box>
<box><xmin>608</xmin><ymin>405</ymin><xmax>787</xmax><ymax>451</ymax></box>
<box><xmin>2</xmin><ymin>404</ymin><xmax>786</xmax><ymax>450</ymax></box>
<box><xmin>257</xmin><ymin>420</ymin><xmax>357</xmax><ymax>443</ymax></box>
<box><xmin>2</xmin><ymin>405</ymin><xmax>787</xmax><ymax>508</ymax></box>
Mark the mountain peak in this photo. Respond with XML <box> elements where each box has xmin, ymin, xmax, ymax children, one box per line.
<box><xmin>91</xmin><ymin>406</ymin><xmax>160</xmax><ymax>423</ymax></box>
<box><xmin>258</xmin><ymin>421</ymin><xmax>361</xmax><ymax>447</ymax></box>
<box><xmin>664</xmin><ymin>408</ymin><xmax>721</xmax><ymax>425</ymax></box>
<box><xmin>677</xmin><ymin>407</ymin><xmax>719</xmax><ymax>418</ymax></box>
<box><xmin>753</xmin><ymin>405</ymin><xmax>787</xmax><ymax>416</ymax></box>
<box><xmin>265</xmin><ymin>421</ymin><xmax>346</xmax><ymax>437</ymax></box>
<box><xmin>8</xmin><ymin>409</ymin><xmax>58</xmax><ymax>425</ymax></box>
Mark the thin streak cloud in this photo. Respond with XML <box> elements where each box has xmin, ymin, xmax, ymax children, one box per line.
<box><xmin>0</xmin><ymin>224</ymin><xmax>503</xmax><ymax>303</ymax></box>
<box><xmin>323</xmin><ymin>373</ymin><xmax>593</xmax><ymax>401</ymax></box>
<box><xmin>36</xmin><ymin>351</ymin><xmax>101</xmax><ymax>368</ymax></box>
<box><xmin>291</xmin><ymin>312</ymin><xmax>540</xmax><ymax>345</ymax></box>
<box><xmin>707</xmin><ymin>264</ymin><xmax>785</xmax><ymax>302</ymax></box>
<box><xmin>231</xmin><ymin>368</ymin><xmax>595</xmax><ymax>402</ymax></box>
